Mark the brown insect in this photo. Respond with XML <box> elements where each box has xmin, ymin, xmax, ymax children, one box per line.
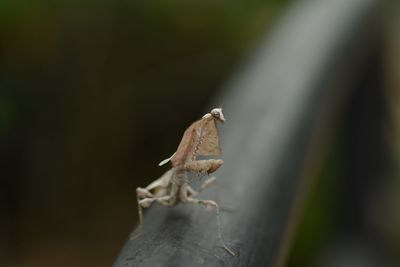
<box><xmin>131</xmin><ymin>108</ymin><xmax>235</xmax><ymax>256</ymax></box>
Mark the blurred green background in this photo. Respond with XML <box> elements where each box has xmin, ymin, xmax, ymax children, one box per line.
<box><xmin>0</xmin><ymin>0</ymin><xmax>399</xmax><ymax>266</ymax></box>
<box><xmin>0</xmin><ymin>1</ymin><xmax>288</xmax><ymax>266</ymax></box>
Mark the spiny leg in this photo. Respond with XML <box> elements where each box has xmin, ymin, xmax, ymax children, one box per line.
<box><xmin>187</xmin><ymin>176</ymin><xmax>216</xmax><ymax>197</ymax></box>
<box><xmin>131</xmin><ymin>169</ymin><xmax>174</xmax><ymax>239</ymax></box>
<box><xmin>130</xmin><ymin>187</ymin><xmax>153</xmax><ymax>239</ymax></box>
<box><xmin>187</xmin><ymin>177</ymin><xmax>234</xmax><ymax>212</ymax></box>
<box><xmin>198</xmin><ymin>176</ymin><xmax>217</xmax><ymax>193</ymax></box>
<box><xmin>186</xmin><ymin>197</ymin><xmax>235</xmax><ymax>256</ymax></box>
<box><xmin>212</xmin><ymin>179</ymin><xmax>235</xmax><ymax>213</ymax></box>
<box><xmin>130</xmin><ymin>189</ymin><xmax>171</xmax><ymax>240</ymax></box>
<box><xmin>130</xmin><ymin>195</ymin><xmax>145</xmax><ymax>239</ymax></box>
<box><xmin>184</xmin><ymin>159</ymin><xmax>224</xmax><ymax>175</ymax></box>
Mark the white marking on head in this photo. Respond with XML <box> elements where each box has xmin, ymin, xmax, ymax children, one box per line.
<box><xmin>210</xmin><ymin>108</ymin><xmax>225</xmax><ymax>122</ymax></box>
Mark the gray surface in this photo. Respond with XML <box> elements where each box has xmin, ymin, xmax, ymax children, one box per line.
<box><xmin>113</xmin><ymin>0</ymin><xmax>380</xmax><ymax>266</ymax></box>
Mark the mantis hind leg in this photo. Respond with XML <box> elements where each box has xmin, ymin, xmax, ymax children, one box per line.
<box><xmin>130</xmin><ymin>187</ymin><xmax>150</xmax><ymax>239</ymax></box>
<box><xmin>185</xmin><ymin>197</ymin><xmax>235</xmax><ymax>256</ymax></box>
<box><xmin>130</xmin><ymin>192</ymin><xmax>174</xmax><ymax>240</ymax></box>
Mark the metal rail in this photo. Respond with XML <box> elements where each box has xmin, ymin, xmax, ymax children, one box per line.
<box><xmin>114</xmin><ymin>0</ymin><xmax>382</xmax><ymax>266</ymax></box>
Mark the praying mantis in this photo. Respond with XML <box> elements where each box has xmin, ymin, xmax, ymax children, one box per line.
<box><xmin>131</xmin><ymin>108</ymin><xmax>235</xmax><ymax>256</ymax></box>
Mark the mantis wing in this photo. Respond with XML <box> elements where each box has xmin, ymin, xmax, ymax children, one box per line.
<box><xmin>171</xmin><ymin>117</ymin><xmax>221</xmax><ymax>167</ymax></box>
<box><xmin>196</xmin><ymin>118</ymin><xmax>221</xmax><ymax>156</ymax></box>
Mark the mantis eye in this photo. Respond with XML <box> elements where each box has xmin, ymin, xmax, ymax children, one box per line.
<box><xmin>210</xmin><ymin>108</ymin><xmax>225</xmax><ymax>122</ymax></box>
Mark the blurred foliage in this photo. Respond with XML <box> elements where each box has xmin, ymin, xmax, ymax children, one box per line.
<box><xmin>286</xmin><ymin>127</ymin><xmax>347</xmax><ymax>267</ymax></box>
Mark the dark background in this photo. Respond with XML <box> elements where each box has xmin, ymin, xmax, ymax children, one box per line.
<box><xmin>1</xmin><ymin>1</ymin><xmax>399</xmax><ymax>266</ymax></box>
